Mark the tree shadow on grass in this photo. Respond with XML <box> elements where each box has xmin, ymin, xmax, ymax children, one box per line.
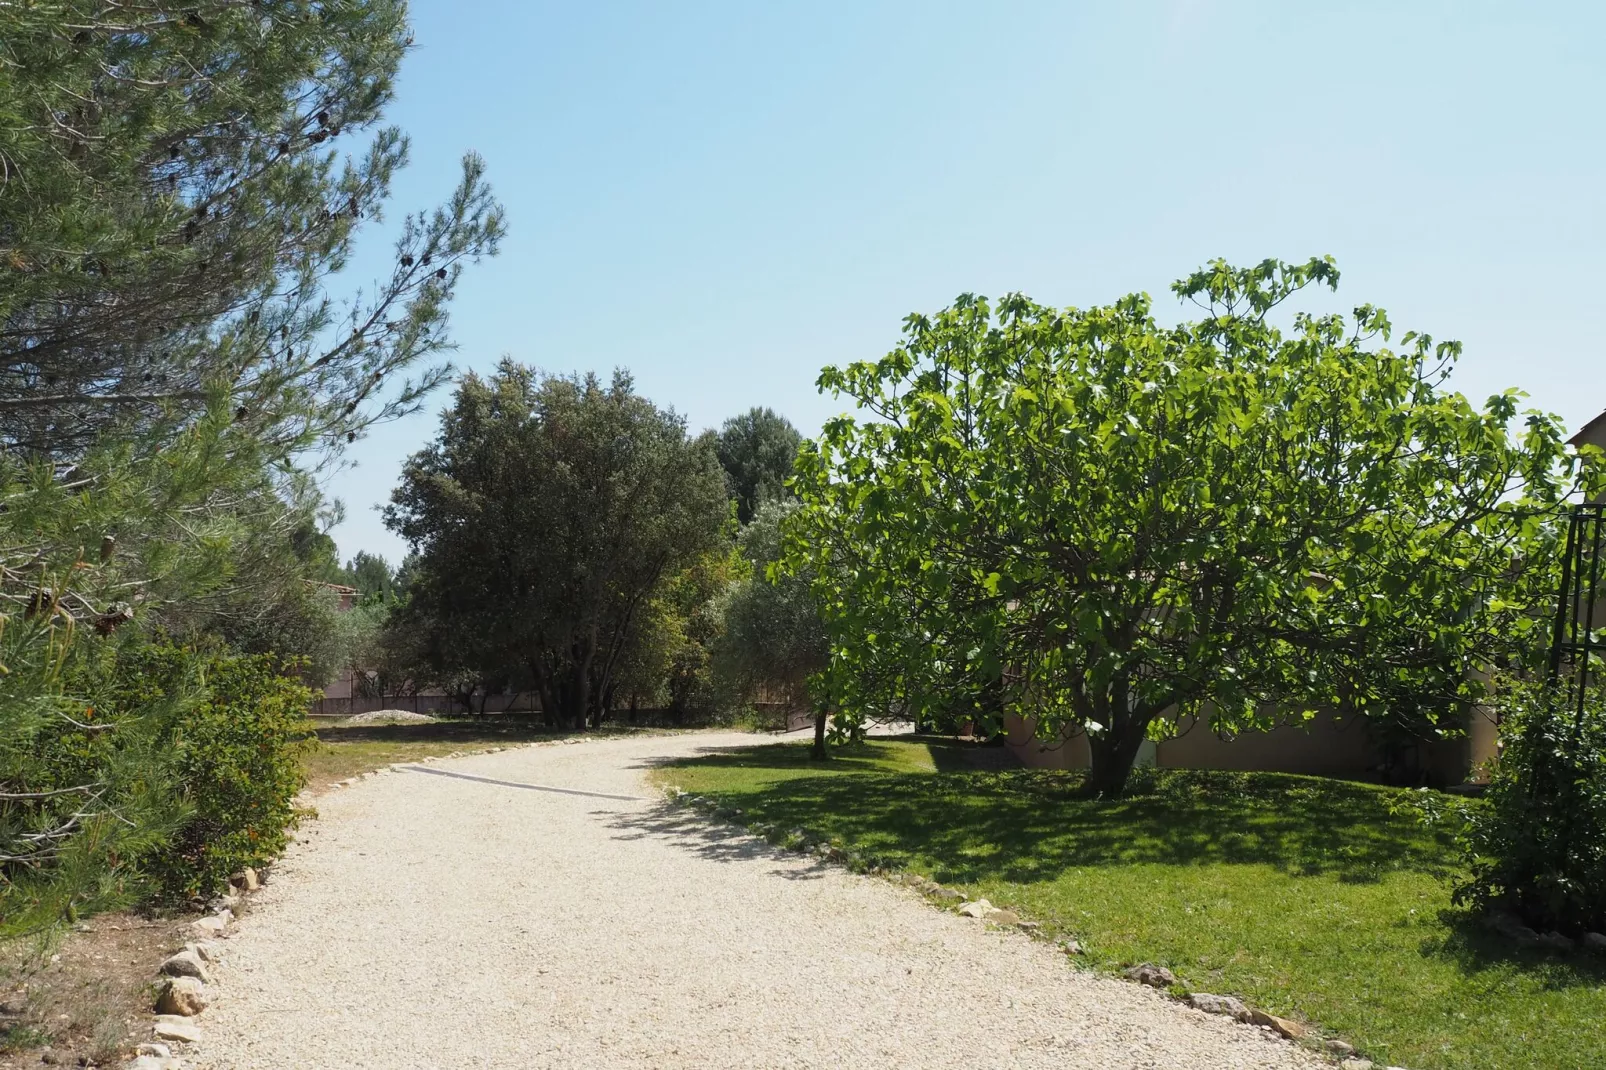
<box><xmin>924</xmin><ymin>737</ymin><xmax>1019</xmax><ymax>772</ymax></box>
<box><xmin>1419</xmin><ymin>910</ymin><xmax>1606</xmax><ymax>990</ymax></box>
<box><xmin>605</xmin><ymin>803</ymin><xmax>832</xmax><ymax>881</ymax></box>
<box><xmin>651</xmin><ymin>739</ymin><xmax>1606</xmax><ymax>987</ymax></box>
<box><xmin>650</xmin><ymin>737</ymin><xmax>937</xmax><ymax>775</ymax></box>
<box><xmin>660</xmin><ymin>747</ymin><xmax>1462</xmax><ymax>886</ymax></box>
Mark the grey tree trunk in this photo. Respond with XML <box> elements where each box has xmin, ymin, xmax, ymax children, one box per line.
<box><xmin>811</xmin><ymin>708</ymin><xmax>828</xmax><ymax>761</ymax></box>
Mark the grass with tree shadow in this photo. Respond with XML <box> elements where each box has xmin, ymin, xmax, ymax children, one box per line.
<box><xmin>652</xmin><ymin>737</ymin><xmax>1606</xmax><ymax>1070</ymax></box>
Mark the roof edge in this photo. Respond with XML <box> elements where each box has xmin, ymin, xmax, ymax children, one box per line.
<box><xmin>1569</xmin><ymin>408</ymin><xmax>1606</xmax><ymax>447</ymax></box>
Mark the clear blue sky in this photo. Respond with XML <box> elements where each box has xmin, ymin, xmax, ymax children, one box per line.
<box><xmin>325</xmin><ymin>0</ymin><xmax>1606</xmax><ymax>563</ymax></box>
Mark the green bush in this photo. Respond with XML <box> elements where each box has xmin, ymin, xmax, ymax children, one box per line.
<box><xmin>103</xmin><ymin>645</ymin><xmax>315</xmax><ymax>900</ymax></box>
<box><xmin>3</xmin><ymin>632</ymin><xmax>316</xmax><ymax>935</ymax></box>
<box><xmin>1457</xmin><ymin>681</ymin><xmax>1606</xmax><ymax>934</ymax></box>
<box><xmin>0</xmin><ymin>621</ymin><xmax>191</xmax><ymax>936</ymax></box>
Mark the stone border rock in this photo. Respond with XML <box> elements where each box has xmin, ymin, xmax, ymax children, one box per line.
<box><xmin>124</xmin><ymin>868</ymin><xmax>264</xmax><ymax>1069</ymax></box>
<box><xmin>665</xmin><ymin>787</ymin><xmax>1407</xmax><ymax>1068</ymax></box>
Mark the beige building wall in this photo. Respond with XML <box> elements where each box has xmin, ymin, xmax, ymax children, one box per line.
<box><xmin>1004</xmin><ymin>712</ymin><xmax>1090</xmax><ymax>769</ymax></box>
<box><xmin>1003</xmin><ymin>704</ymin><xmax>1500</xmax><ymax>784</ymax></box>
<box><xmin>1572</xmin><ymin>410</ymin><xmax>1606</xmax><ymax>504</ymax></box>
<box><xmin>1155</xmin><ymin>710</ymin><xmax>1373</xmax><ymax>777</ymax></box>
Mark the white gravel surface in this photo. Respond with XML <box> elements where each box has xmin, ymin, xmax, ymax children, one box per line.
<box><xmin>193</xmin><ymin>732</ymin><xmax>1328</xmax><ymax>1069</ymax></box>
<box><xmin>336</xmin><ymin>709</ymin><xmax>440</xmax><ymax>726</ymax></box>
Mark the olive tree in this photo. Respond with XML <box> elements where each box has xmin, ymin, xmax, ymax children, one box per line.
<box><xmin>716</xmin><ymin>501</ymin><xmax>830</xmax><ymax>751</ymax></box>
<box><xmin>787</xmin><ymin>257</ymin><xmax>1582</xmax><ymax>795</ymax></box>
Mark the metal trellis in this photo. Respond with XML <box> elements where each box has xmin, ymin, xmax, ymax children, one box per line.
<box><xmin>1547</xmin><ymin>501</ymin><xmax>1606</xmax><ymax>727</ymax></box>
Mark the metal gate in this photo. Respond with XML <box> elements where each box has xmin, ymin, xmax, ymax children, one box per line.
<box><xmin>1547</xmin><ymin>501</ymin><xmax>1605</xmax><ymax>727</ymax></box>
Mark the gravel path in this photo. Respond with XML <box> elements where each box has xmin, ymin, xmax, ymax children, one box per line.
<box><xmin>194</xmin><ymin>733</ymin><xmax>1328</xmax><ymax>1069</ymax></box>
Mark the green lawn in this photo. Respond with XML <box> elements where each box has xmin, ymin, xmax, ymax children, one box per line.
<box><xmin>300</xmin><ymin>719</ymin><xmax>561</xmax><ymax>789</ymax></box>
<box><xmin>652</xmin><ymin>738</ymin><xmax>1606</xmax><ymax>1070</ymax></box>
<box><xmin>301</xmin><ymin>719</ymin><xmax>687</xmax><ymax>790</ymax></box>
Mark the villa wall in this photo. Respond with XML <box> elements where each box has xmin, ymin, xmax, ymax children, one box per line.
<box><xmin>1155</xmin><ymin>710</ymin><xmax>1373</xmax><ymax>777</ymax></box>
<box><xmin>1004</xmin><ymin>713</ymin><xmax>1090</xmax><ymax>769</ymax></box>
<box><xmin>1002</xmin><ymin>703</ymin><xmax>1501</xmax><ymax>785</ymax></box>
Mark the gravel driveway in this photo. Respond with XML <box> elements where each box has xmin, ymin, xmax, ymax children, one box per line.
<box><xmin>194</xmin><ymin>732</ymin><xmax>1328</xmax><ymax>1069</ymax></box>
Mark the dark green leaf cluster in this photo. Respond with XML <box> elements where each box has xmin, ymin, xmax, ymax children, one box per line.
<box><xmin>343</xmin><ymin>551</ymin><xmax>400</xmax><ymax>603</ymax></box>
<box><xmin>715</xmin><ymin>408</ymin><xmax>804</xmax><ymax>524</ymax></box>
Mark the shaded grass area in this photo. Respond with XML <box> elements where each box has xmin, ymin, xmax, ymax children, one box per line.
<box><xmin>653</xmin><ymin>738</ymin><xmax>1606</xmax><ymax>1070</ymax></box>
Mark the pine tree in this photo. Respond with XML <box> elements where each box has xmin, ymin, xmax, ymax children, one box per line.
<box><xmin>715</xmin><ymin>408</ymin><xmax>803</xmax><ymax>524</ymax></box>
<box><xmin>0</xmin><ymin>1</ymin><xmax>504</xmax><ymax>933</ymax></box>
<box><xmin>0</xmin><ymin>0</ymin><xmax>504</xmax><ymax>461</ymax></box>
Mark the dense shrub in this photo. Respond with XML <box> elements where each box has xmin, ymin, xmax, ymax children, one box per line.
<box><xmin>3</xmin><ymin>635</ymin><xmax>312</xmax><ymax>932</ymax></box>
<box><xmin>102</xmin><ymin>645</ymin><xmax>315</xmax><ymax>900</ymax></box>
<box><xmin>1457</xmin><ymin>681</ymin><xmax>1606</xmax><ymax>934</ymax></box>
<box><xmin>0</xmin><ymin>623</ymin><xmax>191</xmax><ymax>937</ymax></box>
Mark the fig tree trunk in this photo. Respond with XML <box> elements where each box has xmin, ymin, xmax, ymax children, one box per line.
<box><xmin>1079</xmin><ymin>703</ymin><xmax>1153</xmax><ymax>798</ymax></box>
<box><xmin>811</xmin><ymin>708</ymin><xmax>828</xmax><ymax>761</ymax></box>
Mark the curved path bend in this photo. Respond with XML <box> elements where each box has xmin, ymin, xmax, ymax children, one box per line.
<box><xmin>195</xmin><ymin>732</ymin><xmax>1325</xmax><ymax>1070</ymax></box>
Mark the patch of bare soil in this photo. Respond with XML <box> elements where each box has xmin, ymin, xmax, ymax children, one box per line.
<box><xmin>0</xmin><ymin>912</ymin><xmax>189</xmax><ymax>1068</ymax></box>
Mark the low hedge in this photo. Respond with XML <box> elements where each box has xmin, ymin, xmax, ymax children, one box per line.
<box><xmin>3</xmin><ymin>635</ymin><xmax>315</xmax><ymax>935</ymax></box>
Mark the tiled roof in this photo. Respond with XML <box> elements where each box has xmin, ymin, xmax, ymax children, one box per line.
<box><xmin>1570</xmin><ymin>409</ymin><xmax>1606</xmax><ymax>447</ymax></box>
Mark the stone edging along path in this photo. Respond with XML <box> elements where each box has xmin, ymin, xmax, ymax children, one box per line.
<box><xmin>130</xmin><ymin>868</ymin><xmax>255</xmax><ymax>1070</ymax></box>
<box><xmin>663</xmin><ymin>787</ymin><xmax>1397</xmax><ymax>1070</ymax></box>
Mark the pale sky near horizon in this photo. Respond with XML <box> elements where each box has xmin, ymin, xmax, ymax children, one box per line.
<box><xmin>323</xmin><ymin>0</ymin><xmax>1606</xmax><ymax>564</ymax></box>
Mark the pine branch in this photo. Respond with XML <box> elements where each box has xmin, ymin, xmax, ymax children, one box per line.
<box><xmin>0</xmin><ymin>391</ymin><xmax>206</xmax><ymax>409</ymax></box>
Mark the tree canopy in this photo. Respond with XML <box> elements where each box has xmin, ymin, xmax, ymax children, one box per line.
<box><xmin>345</xmin><ymin>551</ymin><xmax>398</xmax><ymax>602</ymax></box>
<box><xmin>385</xmin><ymin>363</ymin><xmax>731</xmax><ymax>727</ymax></box>
<box><xmin>718</xmin><ymin>502</ymin><xmax>827</xmax><ymax>697</ymax></box>
<box><xmin>715</xmin><ymin>407</ymin><xmax>803</xmax><ymax>524</ymax></box>
<box><xmin>716</xmin><ymin>499</ymin><xmax>831</xmax><ymax>750</ymax></box>
<box><xmin>787</xmin><ymin>257</ymin><xmax>1586</xmax><ymax>795</ymax></box>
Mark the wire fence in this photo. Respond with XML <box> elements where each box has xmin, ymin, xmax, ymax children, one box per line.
<box><xmin>307</xmin><ymin>694</ymin><xmax>814</xmax><ymax>729</ymax></box>
<box><xmin>307</xmin><ymin>693</ymin><xmax>540</xmax><ymax>719</ymax></box>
